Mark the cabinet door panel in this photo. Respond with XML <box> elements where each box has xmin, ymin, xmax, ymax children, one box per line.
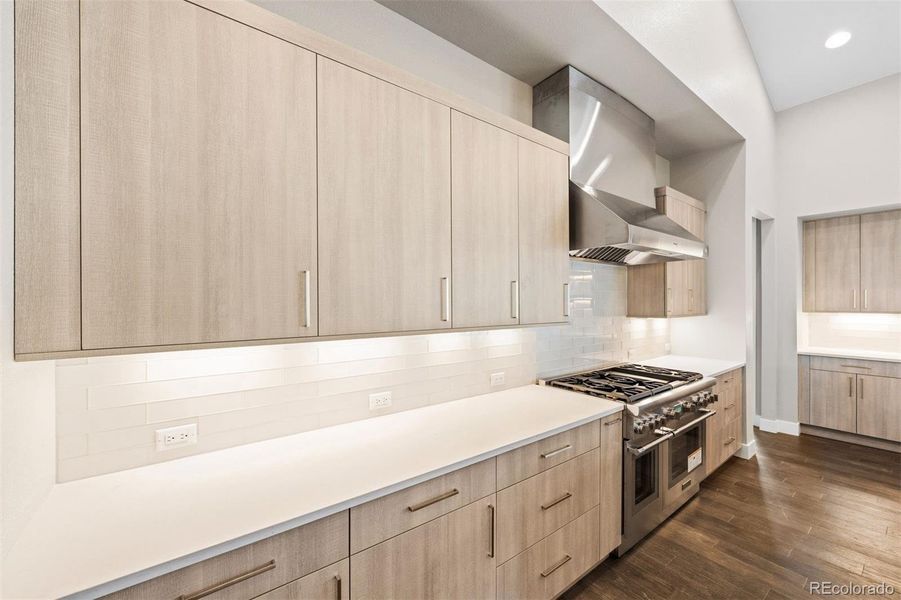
<box><xmin>318</xmin><ymin>58</ymin><xmax>451</xmax><ymax>336</ymax></box>
<box><xmin>857</xmin><ymin>375</ymin><xmax>901</xmax><ymax>442</ymax></box>
<box><xmin>81</xmin><ymin>0</ymin><xmax>318</xmax><ymax>348</ymax></box>
<box><xmin>518</xmin><ymin>138</ymin><xmax>570</xmax><ymax>325</ymax></box>
<box><xmin>451</xmin><ymin>111</ymin><xmax>519</xmax><ymax>328</ymax></box>
<box><xmin>256</xmin><ymin>560</ymin><xmax>348</xmax><ymax>600</ymax></box>
<box><xmin>351</xmin><ymin>496</ymin><xmax>496</xmax><ymax>600</ymax></box>
<box><xmin>860</xmin><ymin>210</ymin><xmax>901</xmax><ymax>313</ymax></box>
<box><xmin>809</xmin><ymin>370</ymin><xmax>857</xmax><ymax>433</ymax></box>
<box><xmin>599</xmin><ymin>413</ymin><xmax>623</xmax><ymax>557</ymax></box>
<box><xmin>813</xmin><ymin>215</ymin><xmax>860</xmax><ymax>312</ymax></box>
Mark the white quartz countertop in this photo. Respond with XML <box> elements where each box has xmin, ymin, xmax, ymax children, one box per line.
<box><xmin>5</xmin><ymin>385</ymin><xmax>621</xmax><ymax>600</ymax></box>
<box><xmin>798</xmin><ymin>347</ymin><xmax>901</xmax><ymax>363</ymax></box>
<box><xmin>637</xmin><ymin>354</ymin><xmax>745</xmax><ymax>378</ymax></box>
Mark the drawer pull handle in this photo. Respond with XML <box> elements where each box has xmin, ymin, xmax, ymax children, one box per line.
<box><xmin>407</xmin><ymin>488</ymin><xmax>459</xmax><ymax>512</ymax></box>
<box><xmin>541</xmin><ymin>491</ymin><xmax>572</xmax><ymax>510</ymax></box>
<box><xmin>440</xmin><ymin>277</ymin><xmax>450</xmax><ymax>322</ymax></box>
<box><xmin>860</xmin><ymin>378</ymin><xmax>864</xmax><ymax>399</ymax></box>
<box><xmin>848</xmin><ymin>376</ymin><xmax>853</xmax><ymax>397</ymax></box>
<box><xmin>302</xmin><ymin>270</ymin><xmax>311</xmax><ymax>328</ymax></box>
<box><xmin>840</xmin><ymin>364</ymin><xmax>871</xmax><ymax>369</ymax></box>
<box><xmin>604</xmin><ymin>417</ymin><xmax>623</xmax><ymax>426</ymax></box>
<box><xmin>177</xmin><ymin>560</ymin><xmax>276</xmax><ymax>600</ymax></box>
<box><xmin>725</xmin><ymin>403</ymin><xmax>735</xmax><ymax>410</ymax></box>
<box><xmin>488</xmin><ymin>503</ymin><xmax>496</xmax><ymax>558</ymax></box>
<box><xmin>724</xmin><ymin>436</ymin><xmax>736</xmax><ymax>446</ymax></box>
<box><xmin>540</xmin><ymin>554</ymin><xmax>572</xmax><ymax>578</ymax></box>
<box><xmin>511</xmin><ymin>280</ymin><xmax>520</xmax><ymax>319</ymax></box>
<box><xmin>681</xmin><ymin>479</ymin><xmax>692</xmax><ymax>491</ymax></box>
<box><xmin>334</xmin><ymin>574</ymin><xmax>341</xmax><ymax>600</ymax></box>
<box><xmin>540</xmin><ymin>444</ymin><xmax>572</xmax><ymax>459</ymax></box>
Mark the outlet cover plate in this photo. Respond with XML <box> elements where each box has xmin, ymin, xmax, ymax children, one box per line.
<box><xmin>490</xmin><ymin>372</ymin><xmax>505</xmax><ymax>386</ymax></box>
<box><xmin>156</xmin><ymin>424</ymin><xmax>198</xmax><ymax>451</ymax></box>
<box><xmin>369</xmin><ymin>391</ymin><xmax>392</xmax><ymax>410</ymax></box>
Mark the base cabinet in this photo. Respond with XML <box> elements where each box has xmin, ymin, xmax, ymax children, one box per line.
<box><xmin>856</xmin><ymin>375</ymin><xmax>901</xmax><ymax>442</ymax></box>
<box><xmin>255</xmin><ymin>560</ymin><xmax>348</xmax><ymax>600</ymax></box>
<box><xmin>705</xmin><ymin>368</ymin><xmax>744</xmax><ymax>474</ymax></box>
<box><xmin>809</xmin><ymin>369</ymin><xmax>857</xmax><ymax>433</ymax></box>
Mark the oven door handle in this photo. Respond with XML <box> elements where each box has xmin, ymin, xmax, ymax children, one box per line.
<box><xmin>669</xmin><ymin>409</ymin><xmax>716</xmax><ymax>437</ymax></box>
<box><xmin>625</xmin><ymin>432</ymin><xmax>673</xmax><ymax>457</ymax></box>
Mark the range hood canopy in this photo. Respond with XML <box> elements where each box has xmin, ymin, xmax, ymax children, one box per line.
<box><xmin>533</xmin><ymin>66</ymin><xmax>707</xmax><ymax>265</ymax></box>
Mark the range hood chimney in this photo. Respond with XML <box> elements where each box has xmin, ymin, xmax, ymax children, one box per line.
<box><xmin>533</xmin><ymin>66</ymin><xmax>707</xmax><ymax>265</ymax></box>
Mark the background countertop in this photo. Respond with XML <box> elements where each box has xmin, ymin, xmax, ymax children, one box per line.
<box><xmin>797</xmin><ymin>347</ymin><xmax>901</xmax><ymax>363</ymax></box>
<box><xmin>6</xmin><ymin>385</ymin><xmax>621</xmax><ymax>600</ymax></box>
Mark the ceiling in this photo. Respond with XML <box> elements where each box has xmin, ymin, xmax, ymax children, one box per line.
<box><xmin>734</xmin><ymin>0</ymin><xmax>901</xmax><ymax>111</ymax></box>
<box><xmin>377</xmin><ymin>0</ymin><xmax>743</xmax><ymax>158</ymax></box>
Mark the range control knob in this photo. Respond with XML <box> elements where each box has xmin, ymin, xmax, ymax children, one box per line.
<box><xmin>654</xmin><ymin>414</ymin><xmax>666</xmax><ymax>427</ymax></box>
<box><xmin>632</xmin><ymin>421</ymin><xmax>648</xmax><ymax>434</ymax></box>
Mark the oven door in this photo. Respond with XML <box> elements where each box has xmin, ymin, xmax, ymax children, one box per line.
<box><xmin>620</xmin><ymin>432</ymin><xmax>671</xmax><ymax>554</ymax></box>
<box><xmin>661</xmin><ymin>409</ymin><xmax>715</xmax><ymax>510</ymax></box>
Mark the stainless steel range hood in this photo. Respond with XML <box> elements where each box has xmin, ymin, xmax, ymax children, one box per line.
<box><xmin>533</xmin><ymin>66</ymin><xmax>707</xmax><ymax>265</ymax></box>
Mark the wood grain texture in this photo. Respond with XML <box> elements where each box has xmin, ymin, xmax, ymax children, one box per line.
<box><xmin>80</xmin><ymin>0</ymin><xmax>318</xmax><ymax>349</ymax></box>
<box><xmin>498</xmin><ymin>507</ymin><xmax>600</xmax><ymax>600</ymax></box>
<box><xmin>450</xmin><ymin>111</ymin><xmax>520</xmax><ymax>328</ymax></box>
<box><xmin>809</xmin><ymin>370</ymin><xmax>857</xmax><ymax>434</ymax></box>
<box><xmin>14</xmin><ymin>0</ymin><xmax>81</xmax><ymax>354</ymax></box>
<box><xmin>350</xmin><ymin>495</ymin><xmax>496</xmax><ymax>600</ymax></box>
<box><xmin>255</xmin><ymin>559</ymin><xmax>348</xmax><ymax>600</ymax></box>
<box><xmin>496</xmin><ymin>421</ymin><xmax>599</xmax><ymax>490</ymax></box>
<box><xmin>317</xmin><ymin>57</ymin><xmax>451</xmax><ymax>336</ymax></box>
<box><xmin>809</xmin><ymin>356</ymin><xmax>901</xmax><ymax>379</ymax></box>
<box><xmin>102</xmin><ymin>511</ymin><xmax>348</xmax><ymax>600</ymax></box>
<box><xmin>798</xmin><ymin>355</ymin><xmax>811</xmax><ymax>424</ymax></box>
<box><xmin>802</xmin><ymin>220</ymin><xmax>816</xmax><ymax>312</ymax></box>
<box><xmin>518</xmin><ymin>138</ymin><xmax>570</xmax><ymax>325</ymax></box>
<box><xmin>626</xmin><ymin>263</ymin><xmax>666</xmax><ymax>318</ymax></box>
<box><xmin>813</xmin><ymin>215</ymin><xmax>860</xmax><ymax>312</ymax></box>
<box><xmin>856</xmin><ymin>375</ymin><xmax>901</xmax><ymax>442</ymax></box>
<box><xmin>706</xmin><ymin>368</ymin><xmax>743</xmax><ymax>473</ymax></box>
<box><xmin>860</xmin><ymin>209</ymin><xmax>901</xmax><ymax>313</ymax></box>
<box><xmin>598</xmin><ymin>413</ymin><xmax>622</xmax><ymax>558</ymax></box>
<box><xmin>565</xmin><ymin>430</ymin><xmax>901</xmax><ymax>600</ymax></box>
<box><xmin>655</xmin><ymin>186</ymin><xmax>705</xmax><ymax>211</ymax></box>
<box><xmin>350</xmin><ymin>458</ymin><xmax>496</xmax><ymax>554</ymax></box>
<box><xmin>496</xmin><ymin>448</ymin><xmax>600</xmax><ymax>564</ymax></box>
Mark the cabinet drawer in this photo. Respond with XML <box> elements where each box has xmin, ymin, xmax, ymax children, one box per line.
<box><xmin>718</xmin><ymin>418</ymin><xmax>741</xmax><ymax>465</ymax></box>
<box><xmin>809</xmin><ymin>356</ymin><xmax>901</xmax><ymax>378</ymax></box>
<box><xmin>255</xmin><ymin>559</ymin><xmax>347</xmax><ymax>600</ymax></box>
<box><xmin>103</xmin><ymin>512</ymin><xmax>348</xmax><ymax>600</ymax></box>
<box><xmin>350</xmin><ymin>458</ymin><xmax>495</xmax><ymax>553</ymax></box>
<box><xmin>497</xmin><ymin>420</ymin><xmax>599</xmax><ymax>489</ymax></box>
<box><xmin>496</xmin><ymin>448</ymin><xmax>599</xmax><ymax>563</ymax></box>
<box><xmin>497</xmin><ymin>507</ymin><xmax>600</xmax><ymax>600</ymax></box>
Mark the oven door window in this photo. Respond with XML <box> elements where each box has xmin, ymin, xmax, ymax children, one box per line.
<box><xmin>634</xmin><ymin>447</ymin><xmax>657</xmax><ymax>507</ymax></box>
<box><xmin>669</xmin><ymin>424</ymin><xmax>702</xmax><ymax>487</ymax></box>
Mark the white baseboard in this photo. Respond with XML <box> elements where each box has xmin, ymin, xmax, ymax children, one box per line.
<box><xmin>754</xmin><ymin>415</ymin><xmax>800</xmax><ymax>436</ymax></box>
<box><xmin>736</xmin><ymin>439</ymin><xmax>757</xmax><ymax>459</ymax></box>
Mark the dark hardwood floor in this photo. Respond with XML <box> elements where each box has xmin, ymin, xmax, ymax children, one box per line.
<box><xmin>563</xmin><ymin>430</ymin><xmax>901</xmax><ymax>600</ymax></box>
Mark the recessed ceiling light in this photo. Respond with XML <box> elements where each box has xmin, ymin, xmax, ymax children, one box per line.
<box><xmin>824</xmin><ymin>31</ymin><xmax>852</xmax><ymax>49</ymax></box>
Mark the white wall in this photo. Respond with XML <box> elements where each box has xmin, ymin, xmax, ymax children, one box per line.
<box><xmin>251</xmin><ymin>0</ymin><xmax>533</xmax><ymax>124</ymax></box>
<box><xmin>775</xmin><ymin>74</ymin><xmax>901</xmax><ymax>421</ymax></box>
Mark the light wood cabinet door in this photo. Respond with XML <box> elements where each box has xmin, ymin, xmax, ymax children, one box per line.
<box><xmin>318</xmin><ymin>57</ymin><xmax>451</xmax><ymax>336</ymax></box>
<box><xmin>809</xmin><ymin>370</ymin><xmax>857</xmax><ymax>433</ymax></box>
<box><xmin>518</xmin><ymin>138</ymin><xmax>570</xmax><ymax>325</ymax></box>
<box><xmin>80</xmin><ymin>0</ymin><xmax>318</xmax><ymax>349</ymax></box>
<box><xmin>813</xmin><ymin>215</ymin><xmax>861</xmax><ymax>312</ymax></box>
<box><xmin>599</xmin><ymin>413</ymin><xmax>623</xmax><ymax>558</ymax></box>
<box><xmin>857</xmin><ymin>375</ymin><xmax>901</xmax><ymax>442</ymax></box>
<box><xmin>351</xmin><ymin>495</ymin><xmax>496</xmax><ymax>600</ymax></box>
<box><xmin>860</xmin><ymin>210</ymin><xmax>901</xmax><ymax>313</ymax></box>
<box><xmin>256</xmin><ymin>560</ymin><xmax>348</xmax><ymax>600</ymax></box>
<box><xmin>451</xmin><ymin>111</ymin><xmax>519</xmax><ymax>328</ymax></box>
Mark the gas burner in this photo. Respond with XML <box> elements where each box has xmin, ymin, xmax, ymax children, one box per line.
<box><xmin>543</xmin><ymin>363</ymin><xmax>702</xmax><ymax>403</ymax></box>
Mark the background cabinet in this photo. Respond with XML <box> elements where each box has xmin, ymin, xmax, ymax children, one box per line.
<box><xmin>627</xmin><ymin>187</ymin><xmax>706</xmax><ymax>318</ymax></box>
<box><xmin>802</xmin><ymin>209</ymin><xmax>900</xmax><ymax>313</ymax></box>
<box><xmin>809</xmin><ymin>369</ymin><xmax>857</xmax><ymax>433</ymax></box>
<box><xmin>451</xmin><ymin>111</ymin><xmax>520</xmax><ymax>328</ymax></box>
<box><xmin>856</xmin><ymin>375</ymin><xmax>901</xmax><ymax>442</ymax></box>
<box><xmin>705</xmin><ymin>368</ymin><xmax>743</xmax><ymax>473</ymax></box>
<box><xmin>317</xmin><ymin>57</ymin><xmax>452</xmax><ymax>336</ymax></box>
<box><xmin>80</xmin><ymin>0</ymin><xmax>319</xmax><ymax>349</ymax></box>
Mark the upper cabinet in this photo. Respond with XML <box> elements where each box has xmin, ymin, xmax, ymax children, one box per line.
<box><xmin>13</xmin><ymin>0</ymin><xmax>570</xmax><ymax>358</ymax></box>
<box><xmin>802</xmin><ymin>209</ymin><xmax>900</xmax><ymax>313</ymax></box>
<box><xmin>79</xmin><ymin>0</ymin><xmax>319</xmax><ymax>349</ymax></box>
<box><xmin>627</xmin><ymin>187</ymin><xmax>707</xmax><ymax>318</ymax></box>
<box><xmin>317</xmin><ymin>58</ymin><xmax>452</xmax><ymax>336</ymax></box>
<box><xmin>451</xmin><ymin>112</ymin><xmax>519</xmax><ymax>328</ymax></box>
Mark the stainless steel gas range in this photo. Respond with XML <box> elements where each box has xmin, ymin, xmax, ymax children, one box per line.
<box><xmin>540</xmin><ymin>363</ymin><xmax>717</xmax><ymax>554</ymax></box>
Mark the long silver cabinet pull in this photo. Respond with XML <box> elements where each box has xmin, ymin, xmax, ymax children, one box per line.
<box><xmin>540</xmin><ymin>555</ymin><xmax>572</xmax><ymax>578</ymax></box>
<box><xmin>723</xmin><ymin>436</ymin><xmax>736</xmax><ymax>446</ymax></box>
<box><xmin>302</xmin><ymin>270</ymin><xmax>311</xmax><ymax>328</ymax></box>
<box><xmin>487</xmin><ymin>503</ymin><xmax>496</xmax><ymax>558</ymax></box>
<box><xmin>849</xmin><ymin>376</ymin><xmax>853</xmax><ymax>397</ymax></box>
<box><xmin>177</xmin><ymin>560</ymin><xmax>276</xmax><ymax>600</ymax></box>
<box><xmin>864</xmin><ymin>289</ymin><xmax>869</xmax><ymax>309</ymax></box>
<box><xmin>407</xmin><ymin>488</ymin><xmax>459</xmax><ymax>512</ymax></box>
<box><xmin>859</xmin><ymin>378</ymin><xmax>864</xmax><ymax>399</ymax></box>
<box><xmin>541</xmin><ymin>491</ymin><xmax>572</xmax><ymax>510</ymax></box>
<box><xmin>853</xmin><ymin>289</ymin><xmax>857</xmax><ymax>309</ymax></box>
<box><xmin>604</xmin><ymin>417</ymin><xmax>623</xmax><ymax>426</ymax></box>
<box><xmin>334</xmin><ymin>575</ymin><xmax>342</xmax><ymax>600</ymax></box>
<box><xmin>540</xmin><ymin>444</ymin><xmax>572</xmax><ymax>459</ymax></box>
<box><xmin>840</xmin><ymin>364</ymin><xmax>871</xmax><ymax>370</ymax></box>
<box><xmin>440</xmin><ymin>277</ymin><xmax>450</xmax><ymax>322</ymax></box>
<box><xmin>511</xmin><ymin>280</ymin><xmax>520</xmax><ymax>319</ymax></box>
<box><xmin>563</xmin><ymin>283</ymin><xmax>570</xmax><ymax>317</ymax></box>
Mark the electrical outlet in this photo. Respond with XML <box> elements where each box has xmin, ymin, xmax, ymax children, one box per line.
<box><xmin>155</xmin><ymin>424</ymin><xmax>197</xmax><ymax>451</ymax></box>
<box><xmin>369</xmin><ymin>391</ymin><xmax>392</xmax><ymax>410</ymax></box>
<box><xmin>490</xmin><ymin>372</ymin><xmax>505</xmax><ymax>387</ymax></box>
